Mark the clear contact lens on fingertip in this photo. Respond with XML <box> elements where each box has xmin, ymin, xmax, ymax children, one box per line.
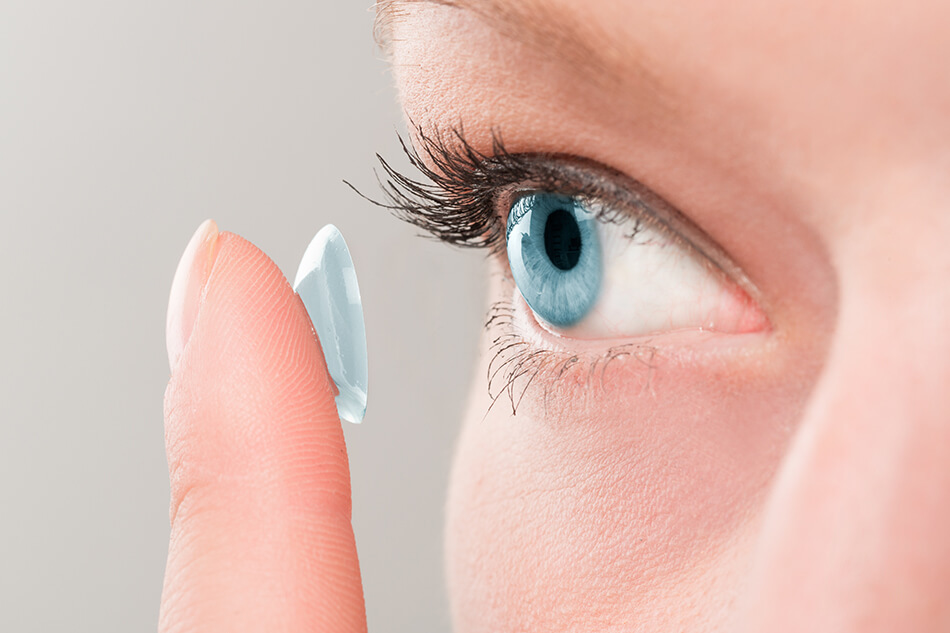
<box><xmin>293</xmin><ymin>224</ymin><xmax>368</xmax><ymax>424</ymax></box>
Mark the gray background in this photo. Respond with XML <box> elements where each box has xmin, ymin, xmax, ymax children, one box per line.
<box><xmin>0</xmin><ymin>2</ymin><xmax>484</xmax><ymax>631</ymax></box>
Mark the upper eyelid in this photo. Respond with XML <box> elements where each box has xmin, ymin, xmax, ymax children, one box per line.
<box><xmin>362</xmin><ymin>125</ymin><xmax>754</xmax><ymax>295</ymax></box>
<box><xmin>494</xmin><ymin>157</ymin><xmax>662</xmax><ymax>232</ymax></box>
<box><xmin>477</xmin><ymin>153</ymin><xmax>736</xmax><ymax>280</ymax></box>
<box><xmin>494</xmin><ymin>156</ymin><xmax>760</xmax><ymax>294</ymax></box>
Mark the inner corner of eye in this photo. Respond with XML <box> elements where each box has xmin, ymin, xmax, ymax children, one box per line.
<box><xmin>502</xmin><ymin>192</ymin><xmax>768</xmax><ymax>339</ymax></box>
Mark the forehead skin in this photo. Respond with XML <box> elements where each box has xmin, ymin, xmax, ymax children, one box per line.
<box><xmin>384</xmin><ymin>1</ymin><xmax>950</xmax><ymax>631</ymax></box>
<box><xmin>387</xmin><ymin>0</ymin><xmax>950</xmax><ymax>234</ymax></box>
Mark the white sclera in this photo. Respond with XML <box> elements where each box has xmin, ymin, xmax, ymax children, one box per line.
<box><xmin>554</xmin><ymin>221</ymin><xmax>762</xmax><ymax>339</ymax></box>
<box><xmin>293</xmin><ymin>224</ymin><xmax>368</xmax><ymax>424</ymax></box>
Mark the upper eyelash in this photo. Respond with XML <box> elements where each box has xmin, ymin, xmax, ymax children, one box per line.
<box><xmin>348</xmin><ymin>123</ymin><xmax>650</xmax><ymax>257</ymax></box>
<box><xmin>348</xmin><ymin>124</ymin><xmax>527</xmax><ymax>254</ymax></box>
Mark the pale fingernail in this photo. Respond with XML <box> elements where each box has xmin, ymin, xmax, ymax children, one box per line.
<box><xmin>293</xmin><ymin>224</ymin><xmax>368</xmax><ymax>424</ymax></box>
<box><xmin>166</xmin><ymin>219</ymin><xmax>220</xmax><ymax>373</ymax></box>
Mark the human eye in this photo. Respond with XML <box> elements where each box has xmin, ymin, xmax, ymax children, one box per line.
<box><xmin>500</xmin><ymin>172</ymin><xmax>766</xmax><ymax>341</ymax></box>
<box><xmin>361</xmin><ymin>125</ymin><xmax>768</xmax><ymax>402</ymax></box>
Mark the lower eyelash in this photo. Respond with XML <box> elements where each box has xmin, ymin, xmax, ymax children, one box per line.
<box><xmin>484</xmin><ymin>299</ymin><xmax>661</xmax><ymax>416</ymax></box>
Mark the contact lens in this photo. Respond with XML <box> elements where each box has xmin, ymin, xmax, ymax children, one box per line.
<box><xmin>506</xmin><ymin>193</ymin><xmax>602</xmax><ymax>328</ymax></box>
<box><xmin>293</xmin><ymin>224</ymin><xmax>368</xmax><ymax>424</ymax></box>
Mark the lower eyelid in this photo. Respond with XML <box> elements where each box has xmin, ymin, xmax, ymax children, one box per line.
<box><xmin>505</xmin><ymin>278</ymin><xmax>770</xmax><ymax>354</ymax></box>
<box><xmin>481</xmin><ymin>272</ymin><xmax>773</xmax><ymax>416</ymax></box>
<box><xmin>484</xmin><ymin>291</ymin><xmax>670</xmax><ymax>416</ymax></box>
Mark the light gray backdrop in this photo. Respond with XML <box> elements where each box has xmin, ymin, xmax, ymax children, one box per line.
<box><xmin>0</xmin><ymin>2</ymin><xmax>485</xmax><ymax>631</ymax></box>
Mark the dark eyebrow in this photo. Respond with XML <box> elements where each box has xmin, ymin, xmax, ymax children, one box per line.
<box><xmin>374</xmin><ymin>0</ymin><xmax>659</xmax><ymax>92</ymax></box>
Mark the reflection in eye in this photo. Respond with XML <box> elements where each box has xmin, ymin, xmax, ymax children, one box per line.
<box><xmin>506</xmin><ymin>192</ymin><xmax>766</xmax><ymax>339</ymax></box>
<box><xmin>506</xmin><ymin>193</ymin><xmax>602</xmax><ymax>327</ymax></box>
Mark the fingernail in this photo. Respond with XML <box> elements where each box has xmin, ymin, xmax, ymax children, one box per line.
<box><xmin>293</xmin><ymin>224</ymin><xmax>368</xmax><ymax>424</ymax></box>
<box><xmin>166</xmin><ymin>219</ymin><xmax>220</xmax><ymax>372</ymax></box>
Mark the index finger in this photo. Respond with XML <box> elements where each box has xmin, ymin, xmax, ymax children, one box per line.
<box><xmin>160</xmin><ymin>220</ymin><xmax>367</xmax><ymax>633</ymax></box>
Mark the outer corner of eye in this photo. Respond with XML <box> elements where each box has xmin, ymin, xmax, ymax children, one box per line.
<box><xmin>503</xmin><ymin>190</ymin><xmax>769</xmax><ymax>340</ymax></box>
<box><xmin>711</xmin><ymin>282</ymin><xmax>771</xmax><ymax>335</ymax></box>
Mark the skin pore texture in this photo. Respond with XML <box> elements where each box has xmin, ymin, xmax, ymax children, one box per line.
<box><xmin>383</xmin><ymin>1</ymin><xmax>950</xmax><ymax>631</ymax></box>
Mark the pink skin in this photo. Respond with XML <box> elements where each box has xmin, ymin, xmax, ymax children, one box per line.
<box><xmin>159</xmin><ymin>1</ymin><xmax>950</xmax><ymax>631</ymax></box>
<box><xmin>387</xmin><ymin>0</ymin><xmax>950</xmax><ymax>631</ymax></box>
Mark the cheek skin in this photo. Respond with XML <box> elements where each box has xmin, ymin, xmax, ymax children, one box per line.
<box><xmin>444</xmin><ymin>276</ymin><xmax>818</xmax><ymax>633</ymax></box>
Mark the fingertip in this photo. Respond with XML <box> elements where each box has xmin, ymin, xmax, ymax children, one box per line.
<box><xmin>166</xmin><ymin>229</ymin><xmax>344</xmax><ymax>498</ymax></box>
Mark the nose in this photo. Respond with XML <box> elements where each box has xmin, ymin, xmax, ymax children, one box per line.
<box><xmin>743</xmin><ymin>220</ymin><xmax>950</xmax><ymax>631</ymax></box>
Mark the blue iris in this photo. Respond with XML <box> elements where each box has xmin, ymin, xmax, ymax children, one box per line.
<box><xmin>506</xmin><ymin>193</ymin><xmax>602</xmax><ymax>327</ymax></box>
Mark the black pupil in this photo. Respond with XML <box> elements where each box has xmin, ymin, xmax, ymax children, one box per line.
<box><xmin>544</xmin><ymin>208</ymin><xmax>582</xmax><ymax>271</ymax></box>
